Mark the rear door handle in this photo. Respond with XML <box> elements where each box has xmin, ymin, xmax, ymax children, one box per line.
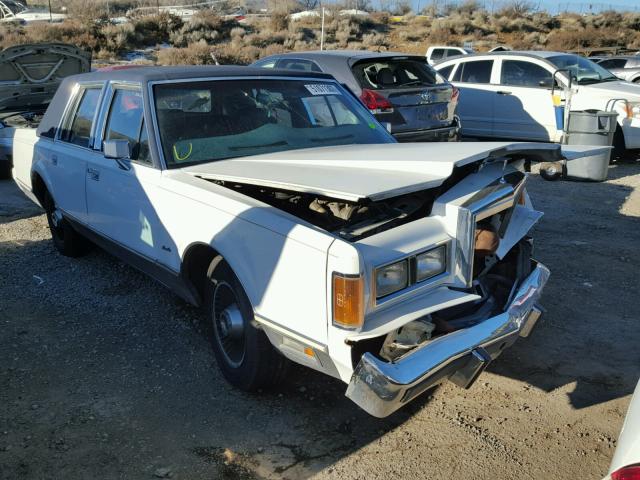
<box><xmin>51</xmin><ymin>154</ymin><xmax>57</xmax><ymax>166</ymax></box>
<box><xmin>87</xmin><ymin>167</ymin><xmax>100</xmax><ymax>181</ymax></box>
<box><xmin>497</xmin><ymin>90</ymin><xmax>512</xmax><ymax>95</ymax></box>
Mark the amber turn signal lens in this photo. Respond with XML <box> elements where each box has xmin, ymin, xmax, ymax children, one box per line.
<box><xmin>333</xmin><ymin>273</ymin><xmax>364</xmax><ymax>329</ymax></box>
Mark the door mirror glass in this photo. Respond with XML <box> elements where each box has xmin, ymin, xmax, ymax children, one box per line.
<box><xmin>104</xmin><ymin>139</ymin><xmax>130</xmax><ymax>159</ymax></box>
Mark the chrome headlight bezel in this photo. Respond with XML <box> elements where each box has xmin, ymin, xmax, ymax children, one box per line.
<box><xmin>374</xmin><ymin>243</ymin><xmax>450</xmax><ymax>301</ymax></box>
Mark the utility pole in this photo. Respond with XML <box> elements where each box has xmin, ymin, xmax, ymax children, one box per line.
<box><xmin>320</xmin><ymin>6</ymin><xmax>325</xmax><ymax>50</ymax></box>
<box><xmin>48</xmin><ymin>0</ymin><xmax>52</xmax><ymax>22</ymax></box>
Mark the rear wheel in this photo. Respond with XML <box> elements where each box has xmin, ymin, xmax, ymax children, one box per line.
<box><xmin>44</xmin><ymin>191</ymin><xmax>89</xmax><ymax>257</ymax></box>
<box><xmin>204</xmin><ymin>258</ymin><xmax>289</xmax><ymax>391</ymax></box>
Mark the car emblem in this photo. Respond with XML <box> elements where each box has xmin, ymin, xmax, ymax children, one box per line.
<box><xmin>420</xmin><ymin>91</ymin><xmax>432</xmax><ymax>104</ymax></box>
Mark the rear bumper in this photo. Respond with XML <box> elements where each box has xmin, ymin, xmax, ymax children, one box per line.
<box><xmin>393</xmin><ymin>118</ymin><xmax>460</xmax><ymax>142</ymax></box>
<box><xmin>345</xmin><ymin>260</ymin><xmax>549</xmax><ymax>418</ymax></box>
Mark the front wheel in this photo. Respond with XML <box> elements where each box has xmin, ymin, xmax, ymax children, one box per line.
<box><xmin>204</xmin><ymin>258</ymin><xmax>289</xmax><ymax>391</ymax></box>
<box><xmin>44</xmin><ymin>191</ymin><xmax>89</xmax><ymax>257</ymax></box>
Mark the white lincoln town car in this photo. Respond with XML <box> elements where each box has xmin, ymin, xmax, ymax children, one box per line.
<box><xmin>10</xmin><ymin>66</ymin><xmax>597</xmax><ymax>417</ymax></box>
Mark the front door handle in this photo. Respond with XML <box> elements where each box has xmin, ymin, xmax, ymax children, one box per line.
<box><xmin>51</xmin><ymin>154</ymin><xmax>57</xmax><ymax>166</ymax></box>
<box><xmin>87</xmin><ymin>167</ymin><xmax>100</xmax><ymax>181</ymax></box>
<box><xmin>497</xmin><ymin>90</ymin><xmax>512</xmax><ymax>95</ymax></box>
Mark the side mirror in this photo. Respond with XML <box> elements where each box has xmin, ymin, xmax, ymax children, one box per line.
<box><xmin>104</xmin><ymin>139</ymin><xmax>130</xmax><ymax>160</ymax></box>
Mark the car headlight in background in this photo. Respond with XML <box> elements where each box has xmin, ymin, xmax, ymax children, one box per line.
<box><xmin>375</xmin><ymin>260</ymin><xmax>408</xmax><ymax>298</ymax></box>
<box><xmin>416</xmin><ymin>245</ymin><xmax>446</xmax><ymax>283</ymax></box>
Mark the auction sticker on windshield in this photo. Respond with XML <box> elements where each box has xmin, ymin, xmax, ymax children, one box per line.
<box><xmin>305</xmin><ymin>84</ymin><xmax>341</xmax><ymax>95</ymax></box>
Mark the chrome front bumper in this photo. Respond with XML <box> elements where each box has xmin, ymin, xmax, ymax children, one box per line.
<box><xmin>345</xmin><ymin>261</ymin><xmax>550</xmax><ymax>418</ymax></box>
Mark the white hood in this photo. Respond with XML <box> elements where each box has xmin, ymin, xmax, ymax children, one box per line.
<box><xmin>182</xmin><ymin>142</ymin><xmax>595</xmax><ymax>202</ymax></box>
<box><xmin>581</xmin><ymin>80</ymin><xmax>640</xmax><ymax>100</ymax></box>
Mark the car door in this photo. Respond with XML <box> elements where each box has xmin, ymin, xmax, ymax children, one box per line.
<box><xmin>50</xmin><ymin>84</ymin><xmax>104</xmax><ymax>223</ymax></box>
<box><xmin>449</xmin><ymin>59</ymin><xmax>495</xmax><ymax>137</ymax></box>
<box><xmin>85</xmin><ymin>85</ymin><xmax>173</xmax><ymax>265</ymax></box>
<box><xmin>492</xmin><ymin>59</ymin><xmax>558</xmax><ymax>141</ymax></box>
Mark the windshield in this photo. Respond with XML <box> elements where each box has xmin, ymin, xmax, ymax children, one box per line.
<box><xmin>1</xmin><ymin>0</ymin><xmax>27</xmax><ymax>14</ymax></box>
<box><xmin>154</xmin><ymin>79</ymin><xmax>395</xmax><ymax>167</ymax></box>
<box><xmin>352</xmin><ymin>57</ymin><xmax>445</xmax><ymax>90</ymax></box>
<box><xmin>547</xmin><ymin>54</ymin><xmax>619</xmax><ymax>85</ymax></box>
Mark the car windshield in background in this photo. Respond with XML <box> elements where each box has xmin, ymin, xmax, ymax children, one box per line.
<box><xmin>547</xmin><ymin>55</ymin><xmax>618</xmax><ymax>85</ymax></box>
<box><xmin>352</xmin><ymin>57</ymin><xmax>444</xmax><ymax>90</ymax></box>
<box><xmin>154</xmin><ymin>79</ymin><xmax>394</xmax><ymax>167</ymax></box>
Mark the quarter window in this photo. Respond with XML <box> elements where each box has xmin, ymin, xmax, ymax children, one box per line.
<box><xmin>437</xmin><ymin>64</ymin><xmax>454</xmax><ymax>80</ymax></box>
<box><xmin>104</xmin><ymin>89</ymin><xmax>150</xmax><ymax>164</ymax></box>
<box><xmin>455</xmin><ymin>60</ymin><xmax>493</xmax><ymax>84</ymax></box>
<box><xmin>63</xmin><ymin>87</ymin><xmax>101</xmax><ymax>148</ymax></box>
<box><xmin>501</xmin><ymin>60</ymin><xmax>553</xmax><ymax>88</ymax></box>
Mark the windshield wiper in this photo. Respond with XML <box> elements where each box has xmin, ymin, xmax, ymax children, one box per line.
<box><xmin>310</xmin><ymin>134</ymin><xmax>354</xmax><ymax>143</ymax></box>
<box><xmin>228</xmin><ymin>140</ymin><xmax>288</xmax><ymax>151</ymax></box>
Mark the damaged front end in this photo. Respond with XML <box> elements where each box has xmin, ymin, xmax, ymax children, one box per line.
<box><xmin>344</xmin><ymin>160</ymin><xmax>550</xmax><ymax>417</ymax></box>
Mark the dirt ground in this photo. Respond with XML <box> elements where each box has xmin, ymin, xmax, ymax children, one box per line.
<box><xmin>1</xmin><ymin>162</ymin><xmax>639</xmax><ymax>480</ymax></box>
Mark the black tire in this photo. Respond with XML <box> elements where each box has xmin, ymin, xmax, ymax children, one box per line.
<box><xmin>540</xmin><ymin>162</ymin><xmax>563</xmax><ymax>181</ymax></box>
<box><xmin>612</xmin><ymin>126</ymin><xmax>627</xmax><ymax>162</ymax></box>
<box><xmin>204</xmin><ymin>258</ymin><xmax>289</xmax><ymax>391</ymax></box>
<box><xmin>0</xmin><ymin>162</ymin><xmax>10</xmax><ymax>180</ymax></box>
<box><xmin>43</xmin><ymin>191</ymin><xmax>89</xmax><ymax>257</ymax></box>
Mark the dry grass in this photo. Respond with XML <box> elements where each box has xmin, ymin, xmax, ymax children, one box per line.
<box><xmin>2</xmin><ymin>6</ymin><xmax>640</xmax><ymax>65</ymax></box>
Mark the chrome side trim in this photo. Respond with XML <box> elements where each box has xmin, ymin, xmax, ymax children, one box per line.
<box><xmin>345</xmin><ymin>260</ymin><xmax>549</xmax><ymax>418</ymax></box>
<box><xmin>253</xmin><ymin>313</ymin><xmax>328</xmax><ymax>353</ymax></box>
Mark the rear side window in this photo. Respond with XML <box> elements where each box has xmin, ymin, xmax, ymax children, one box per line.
<box><xmin>104</xmin><ymin>89</ymin><xmax>150</xmax><ymax>164</ymax></box>
<box><xmin>62</xmin><ymin>87</ymin><xmax>101</xmax><ymax>148</ymax></box>
<box><xmin>454</xmin><ymin>60</ymin><xmax>493</xmax><ymax>84</ymax></box>
<box><xmin>352</xmin><ymin>58</ymin><xmax>443</xmax><ymax>90</ymax></box>
<box><xmin>445</xmin><ymin>49</ymin><xmax>463</xmax><ymax>58</ymax></box>
<box><xmin>599</xmin><ymin>58</ymin><xmax>627</xmax><ymax>69</ymax></box>
<box><xmin>430</xmin><ymin>49</ymin><xmax>445</xmax><ymax>61</ymax></box>
<box><xmin>501</xmin><ymin>60</ymin><xmax>553</xmax><ymax>88</ymax></box>
<box><xmin>437</xmin><ymin>64</ymin><xmax>454</xmax><ymax>80</ymax></box>
<box><xmin>277</xmin><ymin>59</ymin><xmax>322</xmax><ymax>72</ymax></box>
<box><xmin>253</xmin><ymin>58</ymin><xmax>277</xmax><ymax>69</ymax></box>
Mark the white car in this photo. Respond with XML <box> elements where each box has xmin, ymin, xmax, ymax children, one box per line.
<box><xmin>606</xmin><ymin>380</ymin><xmax>640</xmax><ymax>480</ymax></box>
<box><xmin>434</xmin><ymin>51</ymin><xmax>640</xmax><ymax>156</ymax></box>
<box><xmin>426</xmin><ymin>45</ymin><xmax>473</xmax><ymax>66</ymax></box>
<box><xmin>0</xmin><ymin>0</ymin><xmax>66</xmax><ymax>23</ymax></box>
<box><xmin>12</xmin><ymin>65</ymin><xmax>599</xmax><ymax>417</ymax></box>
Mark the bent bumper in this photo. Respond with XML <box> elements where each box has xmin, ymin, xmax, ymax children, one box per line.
<box><xmin>345</xmin><ymin>261</ymin><xmax>550</xmax><ymax>418</ymax></box>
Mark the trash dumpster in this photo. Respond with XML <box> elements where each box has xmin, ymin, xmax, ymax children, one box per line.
<box><xmin>563</xmin><ymin>109</ymin><xmax>618</xmax><ymax>181</ymax></box>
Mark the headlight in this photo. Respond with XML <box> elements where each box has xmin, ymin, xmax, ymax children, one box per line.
<box><xmin>375</xmin><ymin>260</ymin><xmax>408</xmax><ymax>298</ymax></box>
<box><xmin>415</xmin><ymin>245</ymin><xmax>447</xmax><ymax>282</ymax></box>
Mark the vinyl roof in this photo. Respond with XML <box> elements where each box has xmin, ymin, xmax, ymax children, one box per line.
<box><xmin>69</xmin><ymin>65</ymin><xmax>335</xmax><ymax>83</ymax></box>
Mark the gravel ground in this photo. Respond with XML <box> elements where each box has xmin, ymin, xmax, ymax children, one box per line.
<box><xmin>1</xmin><ymin>163</ymin><xmax>639</xmax><ymax>480</ymax></box>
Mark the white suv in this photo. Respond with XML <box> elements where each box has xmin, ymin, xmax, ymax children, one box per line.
<box><xmin>435</xmin><ymin>51</ymin><xmax>640</xmax><ymax>155</ymax></box>
<box><xmin>426</xmin><ymin>45</ymin><xmax>473</xmax><ymax>65</ymax></box>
